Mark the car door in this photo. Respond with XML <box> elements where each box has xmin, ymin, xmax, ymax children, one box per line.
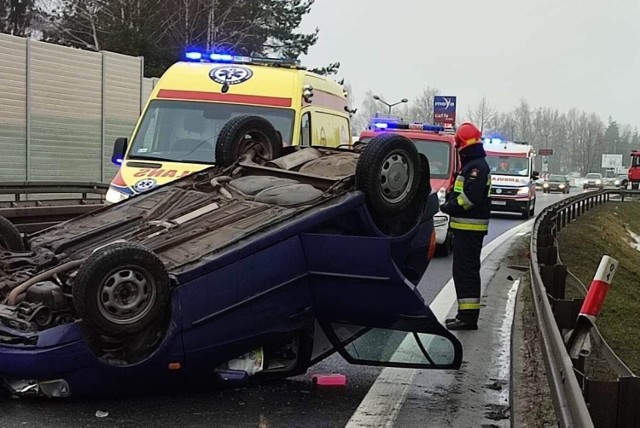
<box><xmin>300</xmin><ymin>232</ymin><xmax>462</xmax><ymax>370</ymax></box>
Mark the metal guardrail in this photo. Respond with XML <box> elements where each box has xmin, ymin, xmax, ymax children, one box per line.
<box><xmin>530</xmin><ymin>189</ymin><xmax>640</xmax><ymax>428</ymax></box>
<box><xmin>0</xmin><ymin>182</ymin><xmax>107</xmax><ymax>233</ymax></box>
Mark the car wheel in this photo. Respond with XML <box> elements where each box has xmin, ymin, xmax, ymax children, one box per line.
<box><xmin>435</xmin><ymin>229</ymin><xmax>454</xmax><ymax>257</ymax></box>
<box><xmin>521</xmin><ymin>202</ymin><xmax>531</xmax><ymax>219</ymax></box>
<box><xmin>73</xmin><ymin>242</ymin><xmax>171</xmax><ymax>336</ymax></box>
<box><xmin>215</xmin><ymin>115</ymin><xmax>283</xmax><ymax>167</ymax></box>
<box><xmin>355</xmin><ymin>133</ymin><xmax>422</xmax><ymax>217</ymax></box>
<box><xmin>0</xmin><ymin>215</ymin><xmax>24</xmax><ymax>252</ymax></box>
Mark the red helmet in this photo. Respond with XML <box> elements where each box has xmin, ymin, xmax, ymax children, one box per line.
<box><xmin>455</xmin><ymin>122</ymin><xmax>482</xmax><ymax>151</ymax></box>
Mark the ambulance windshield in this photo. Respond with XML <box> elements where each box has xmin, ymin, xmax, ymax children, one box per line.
<box><xmin>129</xmin><ymin>100</ymin><xmax>295</xmax><ymax>164</ymax></box>
<box><xmin>486</xmin><ymin>155</ymin><xmax>529</xmax><ymax>177</ymax></box>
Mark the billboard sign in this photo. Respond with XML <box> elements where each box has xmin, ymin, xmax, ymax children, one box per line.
<box><xmin>433</xmin><ymin>96</ymin><xmax>457</xmax><ymax>126</ymax></box>
<box><xmin>602</xmin><ymin>154</ymin><xmax>623</xmax><ymax>168</ymax></box>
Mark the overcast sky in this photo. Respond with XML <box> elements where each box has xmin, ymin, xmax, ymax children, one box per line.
<box><xmin>299</xmin><ymin>0</ymin><xmax>640</xmax><ymax>127</ymax></box>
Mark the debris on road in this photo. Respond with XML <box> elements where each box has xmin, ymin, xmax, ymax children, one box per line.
<box><xmin>312</xmin><ymin>374</ymin><xmax>347</xmax><ymax>386</ymax></box>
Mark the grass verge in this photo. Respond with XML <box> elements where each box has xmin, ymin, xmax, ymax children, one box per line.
<box><xmin>556</xmin><ymin>202</ymin><xmax>640</xmax><ymax>376</ymax></box>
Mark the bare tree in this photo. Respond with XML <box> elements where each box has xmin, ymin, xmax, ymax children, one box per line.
<box><xmin>466</xmin><ymin>96</ymin><xmax>496</xmax><ymax>133</ymax></box>
<box><xmin>351</xmin><ymin>90</ymin><xmax>389</xmax><ymax>134</ymax></box>
<box><xmin>408</xmin><ymin>87</ymin><xmax>439</xmax><ymax>123</ymax></box>
<box><xmin>39</xmin><ymin>0</ymin><xmax>104</xmax><ymax>50</ymax></box>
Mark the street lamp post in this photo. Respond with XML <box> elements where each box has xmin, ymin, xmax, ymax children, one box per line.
<box><xmin>373</xmin><ymin>95</ymin><xmax>408</xmax><ymax>115</ymax></box>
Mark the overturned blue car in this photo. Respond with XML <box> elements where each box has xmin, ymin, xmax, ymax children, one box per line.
<box><xmin>0</xmin><ymin>121</ymin><xmax>462</xmax><ymax>398</ymax></box>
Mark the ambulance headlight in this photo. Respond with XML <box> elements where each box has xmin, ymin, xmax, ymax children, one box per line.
<box><xmin>517</xmin><ymin>187</ymin><xmax>530</xmax><ymax>195</ymax></box>
<box><xmin>106</xmin><ymin>188</ymin><xmax>129</xmax><ymax>204</ymax></box>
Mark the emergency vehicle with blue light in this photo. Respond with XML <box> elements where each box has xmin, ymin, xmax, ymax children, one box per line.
<box><xmin>358</xmin><ymin>117</ymin><xmax>459</xmax><ymax>256</ymax></box>
<box><xmin>106</xmin><ymin>51</ymin><xmax>351</xmax><ymax>204</ymax></box>
<box><xmin>483</xmin><ymin>138</ymin><xmax>539</xmax><ymax>219</ymax></box>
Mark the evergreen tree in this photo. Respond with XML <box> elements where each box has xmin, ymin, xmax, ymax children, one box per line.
<box><xmin>39</xmin><ymin>0</ymin><xmax>337</xmax><ymax>77</ymax></box>
<box><xmin>0</xmin><ymin>0</ymin><xmax>36</xmax><ymax>36</ymax></box>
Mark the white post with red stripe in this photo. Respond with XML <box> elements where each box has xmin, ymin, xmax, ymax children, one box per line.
<box><xmin>579</xmin><ymin>256</ymin><xmax>618</xmax><ymax>323</ymax></box>
<box><xmin>566</xmin><ymin>255</ymin><xmax>619</xmax><ymax>359</ymax></box>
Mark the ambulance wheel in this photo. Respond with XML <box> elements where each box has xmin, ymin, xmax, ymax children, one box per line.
<box><xmin>0</xmin><ymin>215</ymin><xmax>24</xmax><ymax>252</ymax></box>
<box><xmin>215</xmin><ymin>115</ymin><xmax>283</xmax><ymax>167</ymax></box>
<box><xmin>356</xmin><ymin>133</ymin><xmax>422</xmax><ymax>217</ymax></box>
<box><xmin>73</xmin><ymin>242</ymin><xmax>170</xmax><ymax>336</ymax></box>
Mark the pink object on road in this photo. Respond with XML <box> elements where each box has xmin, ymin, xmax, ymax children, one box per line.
<box><xmin>312</xmin><ymin>374</ymin><xmax>347</xmax><ymax>386</ymax></box>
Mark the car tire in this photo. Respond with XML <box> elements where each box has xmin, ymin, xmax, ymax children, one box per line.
<box><xmin>435</xmin><ymin>230</ymin><xmax>453</xmax><ymax>257</ymax></box>
<box><xmin>355</xmin><ymin>133</ymin><xmax>422</xmax><ymax>217</ymax></box>
<box><xmin>521</xmin><ymin>202</ymin><xmax>531</xmax><ymax>219</ymax></box>
<box><xmin>215</xmin><ymin>115</ymin><xmax>283</xmax><ymax>167</ymax></box>
<box><xmin>0</xmin><ymin>215</ymin><xmax>24</xmax><ymax>252</ymax></box>
<box><xmin>73</xmin><ymin>242</ymin><xmax>171</xmax><ymax>336</ymax></box>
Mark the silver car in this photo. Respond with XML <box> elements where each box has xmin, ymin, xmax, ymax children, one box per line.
<box><xmin>583</xmin><ymin>172</ymin><xmax>604</xmax><ymax>190</ymax></box>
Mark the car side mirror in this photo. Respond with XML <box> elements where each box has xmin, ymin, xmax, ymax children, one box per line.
<box><xmin>532</xmin><ymin>171</ymin><xmax>540</xmax><ymax>180</ymax></box>
<box><xmin>112</xmin><ymin>137</ymin><xmax>128</xmax><ymax>166</ymax></box>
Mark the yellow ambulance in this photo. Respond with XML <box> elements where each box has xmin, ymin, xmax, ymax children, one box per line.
<box><xmin>106</xmin><ymin>52</ymin><xmax>351</xmax><ymax>203</ymax></box>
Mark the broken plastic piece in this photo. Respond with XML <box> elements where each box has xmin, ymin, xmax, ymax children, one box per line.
<box><xmin>95</xmin><ymin>410</ymin><xmax>109</xmax><ymax>418</ymax></box>
<box><xmin>226</xmin><ymin>348</ymin><xmax>264</xmax><ymax>375</ymax></box>
<box><xmin>312</xmin><ymin>373</ymin><xmax>347</xmax><ymax>386</ymax></box>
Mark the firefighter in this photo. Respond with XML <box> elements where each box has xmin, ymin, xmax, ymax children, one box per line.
<box><xmin>440</xmin><ymin>122</ymin><xmax>491</xmax><ymax>330</ymax></box>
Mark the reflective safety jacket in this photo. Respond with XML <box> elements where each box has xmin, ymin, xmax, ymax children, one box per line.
<box><xmin>440</xmin><ymin>144</ymin><xmax>491</xmax><ymax>233</ymax></box>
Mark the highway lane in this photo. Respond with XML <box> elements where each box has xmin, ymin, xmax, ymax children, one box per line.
<box><xmin>0</xmin><ymin>191</ymin><xmax>576</xmax><ymax>428</ymax></box>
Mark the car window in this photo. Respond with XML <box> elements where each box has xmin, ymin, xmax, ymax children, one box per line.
<box><xmin>586</xmin><ymin>173</ymin><xmax>600</xmax><ymax>179</ymax></box>
<box><xmin>324</xmin><ymin>322</ymin><xmax>459</xmax><ymax>368</ymax></box>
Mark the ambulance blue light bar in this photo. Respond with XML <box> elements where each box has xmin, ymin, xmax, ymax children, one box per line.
<box><xmin>483</xmin><ymin>137</ymin><xmax>503</xmax><ymax>144</ymax></box>
<box><xmin>183</xmin><ymin>50</ymin><xmax>300</xmax><ymax>67</ymax></box>
<box><xmin>185</xmin><ymin>51</ymin><xmax>203</xmax><ymax>60</ymax></box>
<box><xmin>370</xmin><ymin>118</ymin><xmax>444</xmax><ymax>133</ymax></box>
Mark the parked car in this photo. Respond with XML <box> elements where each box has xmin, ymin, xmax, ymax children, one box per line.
<box><xmin>583</xmin><ymin>172</ymin><xmax>604</xmax><ymax>190</ymax></box>
<box><xmin>542</xmin><ymin>175</ymin><xmax>570</xmax><ymax>194</ymax></box>
<box><xmin>0</xmin><ymin>125</ymin><xmax>462</xmax><ymax>399</ymax></box>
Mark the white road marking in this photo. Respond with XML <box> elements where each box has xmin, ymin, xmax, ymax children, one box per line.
<box><xmin>345</xmin><ymin>218</ymin><xmax>535</xmax><ymax>428</ymax></box>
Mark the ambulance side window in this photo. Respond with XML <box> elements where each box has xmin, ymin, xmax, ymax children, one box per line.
<box><xmin>301</xmin><ymin>112</ymin><xmax>311</xmax><ymax>146</ymax></box>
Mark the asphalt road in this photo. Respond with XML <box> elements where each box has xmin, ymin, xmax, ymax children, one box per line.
<box><xmin>0</xmin><ymin>190</ymin><xmax>576</xmax><ymax>428</ymax></box>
